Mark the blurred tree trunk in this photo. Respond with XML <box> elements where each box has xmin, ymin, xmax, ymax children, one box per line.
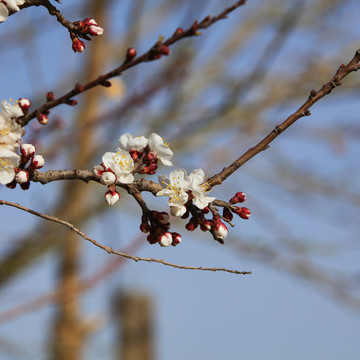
<box><xmin>113</xmin><ymin>291</ymin><xmax>154</xmax><ymax>360</ymax></box>
<box><xmin>49</xmin><ymin>1</ymin><xmax>109</xmax><ymax>359</ymax></box>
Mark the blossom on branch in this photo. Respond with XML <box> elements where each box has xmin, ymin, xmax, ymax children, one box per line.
<box><xmin>188</xmin><ymin>168</ymin><xmax>216</xmax><ymax>210</ymax></box>
<box><xmin>118</xmin><ymin>133</ymin><xmax>148</xmax><ymax>152</ymax></box>
<box><xmin>0</xmin><ymin>147</ymin><xmax>20</xmax><ymax>184</ymax></box>
<box><xmin>102</xmin><ymin>149</ymin><xmax>134</xmax><ymax>184</ymax></box>
<box><xmin>148</xmin><ymin>133</ymin><xmax>173</xmax><ymax>166</ymax></box>
<box><xmin>157</xmin><ymin>168</ymin><xmax>191</xmax><ymax>207</ymax></box>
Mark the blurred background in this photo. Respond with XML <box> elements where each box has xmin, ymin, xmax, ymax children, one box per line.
<box><xmin>0</xmin><ymin>0</ymin><xmax>360</xmax><ymax>359</ymax></box>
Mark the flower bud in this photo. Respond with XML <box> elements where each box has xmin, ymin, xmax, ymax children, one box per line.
<box><xmin>185</xmin><ymin>218</ymin><xmax>198</xmax><ymax>231</ymax></box>
<box><xmin>72</xmin><ymin>37</ymin><xmax>85</xmax><ymax>53</ymax></box>
<box><xmin>200</xmin><ymin>220</ymin><xmax>212</xmax><ymax>232</ymax></box>
<box><xmin>93</xmin><ymin>164</ymin><xmax>105</xmax><ymax>178</ymax></box>
<box><xmin>158</xmin><ymin>231</ymin><xmax>173</xmax><ymax>247</ymax></box>
<box><xmin>46</xmin><ymin>92</ymin><xmax>55</xmax><ymax>102</ymax></box>
<box><xmin>230</xmin><ymin>192</ymin><xmax>246</xmax><ymax>204</ymax></box>
<box><xmin>18</xmin><ymin>98</ymin><xmax>31</xmax><ymax>113</ymax></box>
<box><xmin>37</xmin><ymin>113</ymin><xmax>48</xmax><ymax>125</ymax></box>
<box><xmin>20</xmin><ymin>143</ymin><xmax>36</xmax><ymax>159</ymax></box>
<box><xmin>31</xmin><ymin>155</ymin><xmax>44</xmax><ymax>169</ymax></box>
<box><xmin>238</xmin><ymin>207</ymin><xmax>251</xmax><ymax>219</ymax></box>
<box><xmin>145</xmin><ymin>151</ymin><xmax>157</xmax><ymax>164</ymax></box>
<box><xmin>100</xmin><ymin>171</ymin><xmax>116</xmax><ymax>185</ymax></box>
<box><xmin>126</xmin><ymin>47</ymin><xmax>137</xmax><ymax>61</ymax></box>
<box><xmin>105</xmin><ymin>190</ymin><xmax>120</xmax><ymax>206</ymax></box>
<box><xmin>170</xmin><ymin>205</ymin><xmax>187</xmax><ymax>217</ymax></box>
<box><xmin>87</xmin><ymin>24</ymin><xmax>104</xmax><ymax>36</ymax></box>
<box><xmin>15</xmin><ymin>170</ymin><xmax>29</xmax><ymax>184</ymax></box>
<box><xmin>158</xmin><ymin>45</ymin><xmax>170</xmax><ymax>55</ymax></box>
<box><xmin>212</xmin><ymin>220</ymin><xmax>228</xmax><ymax>240</ymax></box>
<box><xmin>171</xmin><ymin>232</ymin><xmax>182</xmax><ymax>246</ymax></box>
<box><xmin>202</xmin><ymin>206</ymin><xmax>210</xmax><ymax>214</ymax></box>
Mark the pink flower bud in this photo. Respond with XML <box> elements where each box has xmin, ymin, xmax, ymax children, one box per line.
<box><xmin>230</xmin><ymin>192</ymin><xmax>246</xmax><ymax>204</ymax></box>
<box><xmin>37</xmin><ymin>113</ymin><xmax>48</xmax><ymax>125</ymax></box>
<box><xmin>158</xmin><ymin>45</ymin><xmax>170</xmax><ymax>55</ymax></box>
<box><xmin>87</xmin><ymin>24</ymin><xmax>104</xmax><ymax>36</ymax></box>
<box><xmin>126</xmin><ymin>47</ymin><xmax>137</xmax><ymax>61</ymax></box>
<box><xmin>31</xmin><ymin>155</ymin><xmax>44</xmax><ymax>169</ymax></box>
<box><xmin>15</xmin><ymin>170</ymin><xmax>29</xmax><ymax>184</ymax></box>
<box><xmin>20</xmin><ymin>143</ymin><xmax>36</xmax><ymax>158</ymax></box>
<box><xmin>20</xmin><ymin>182</ymin><xmax>30</xmax><ymax>190</ymax></box>
<box><xmin>238</xmin><ymin>207</ymin><xmax>251</xmax><ymax>219</ymax></box>
<box><xmin>145</xmin><ymin>151</ymin><xmax>157</xmax><ymax>164</ymax></box>
<box><xmin>212</xmin><ymin>220</ymin><xmax>228</xmax><ymax>240</ymax></box>
<box><xmin>202</xmin><ymin>206</ymin><xmax>210</xmax><ymax>214</ymax></box>
<box><xmin>200</xmin><ymin>220</ymin><xmax>212</xmax><ymax>232</ymax></box>
<box><xmin>18</xmin><ymin>98</ymin><xmax>31</xmax><ymax>113</ymax></box>
<box><xmin>105</xmin><ymin>190</ymin><xmax>120</xmax><ymax>206</ymax></box>
<box><xmin>158</xmin><ymin>231</ymin><xmax>173</xmax><ymax>247</ymax></box>
<box><xmin>100</xmin><ymin>171</ymin><xmax>116</xmax><ymax>185</ymax></box>
<box><xmin>171</xmin><ymin>232</ymin><xmax>182</xmax><ymax>246</ymax></box>
<box><xmin>93</xmin><ymin>164</ymin><xmax>105</xmax><ymax>178</ymax></box>
<box><xmin>185</xmin><ymin>218</ymin><xmax>198</xmax><ymax>231</ymax></box>
<box><xmin>147</xmin><ymin>233</ymin><xmax>157</xmax><ymax>244</ymax></box>
<box><xmin>46</xmin><ymin>92</ymin><xmax>55</xmax><ymax>102</ymax></box>
<box><xmin>72</xmin><ymin>37</ymin><xmax>85</xmax><ymax>53</ymax></box>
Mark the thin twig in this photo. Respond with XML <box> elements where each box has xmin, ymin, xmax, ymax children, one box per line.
<box><xmin>0</xmin><ymin>200</ymin><xmax>252</xmax><ymax>275</ymax></box>
<box><xmin>208</xmin><ymin>49</ymin><xmax>360</xmax><ymax>187</ymax></box>
<box><xmin>18</xmin><ymin>0</ymin><xmax>247</xmax><ymax>126</ymax></box>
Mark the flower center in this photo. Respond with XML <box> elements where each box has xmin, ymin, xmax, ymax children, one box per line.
<box><xmin>112</xmin><ymin>151</ymin><xmax>133</xmax><ymax>172</ymax></box>
<box><xmin>163</xmin><ymin>175</ymin><xmax>184</xmax><ymax>201</ymax></box>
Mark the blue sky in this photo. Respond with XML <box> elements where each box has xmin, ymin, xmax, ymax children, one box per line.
<box><xmin>1</xmin><ymin>0</ymin><xmax>360</xmax><ymax>359</ymax></box>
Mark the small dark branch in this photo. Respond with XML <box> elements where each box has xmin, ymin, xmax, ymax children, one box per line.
<box><xmin>18</xmin><ymin>0</ymin><xmax>247</xmax><ymax>126</ymax></box>
<box><xmin>208</xmin><ymin>48</ymin><xmax>360</xmax><ymax>188</ymax></box>
<box><xmin>0</xmin><ymin>200</ymin><xmax>251</xmax><ymax>275</ymax></box>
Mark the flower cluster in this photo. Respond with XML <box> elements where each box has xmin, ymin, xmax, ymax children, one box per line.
<box><xmin>0</xmin><ymin>0</ymin><xmax>24</xmax><ymax>23</ymax></box>
<box><xmin>0</xmin><ymin>99</ymin><xmax>29</xmax><ymax>185</ymax></box>
<box><xmin>6</xmin><ymin>143</ymin><xmax>45</xmax><ymax>190</ymax></box>
<box><xmin>71</xmin><ymin>18</ymin><xmax>104</xmax><ymax>53</ymax></box>
<box><xmin>94</xmin><ymin>133</ymin><xmax>173</xmax><ymax>206</ymax></box>
<box><xmin>96</xmin><ymin>132</ymin><xmax>251</xmax><ymax>247</ymax></box>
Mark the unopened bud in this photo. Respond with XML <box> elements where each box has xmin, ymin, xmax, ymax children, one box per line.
<box><xmin>31</xmin><ymin>155</ymin><xmax>44</xmax><ymax>169</ymax></box>
<box><xmin>105</xmin><ymin>190</ymin><xmax>120</xmax><ymax>206</ymax></box>
<box><xmin>72</xmin><ymin>37</ymin><xmax>85</xmax><ymax>53</ymax></box>
<box><xmin>200</xmin><ymin>220</ymin><xmax>212</xmax><ymax>232</ymax></box>
<box><xmin>126</xmin><ymin>47</ymin><xmax>137</xmax><ymax>61</ymax></box>
<box><xmin>87</xmin><ymin>24</ymin><xmax>104</xmax><ymax>36</ymax></box>
<box><xmin>20</xmin><ymin>143</ymin><xmax>36</xmax><ymax>159</ymax></box>
<box><xmin>212</xmin><ymin>220</ymin><xmax>228</xmax><ymax>240</ymax></box>
<box><xmin>37</xmin><ymin>113</ymin><xmax>48</xmax><ymax>125</ymax></box>
<box><xmin>15</xmin><ymin>170</ymin><xmax>29</xmax><ymax>184</ymax></box>
<box><xmin>20</xmin><ymin>182</ymin><xmax>30</xmax><ymax>190</ymax></box>
<box><xmin>158</xmin><ymin>45</ymin><xmax>170</xmax><ymax>55</ymax></box>
<box><xmin>185</xmin><ymin>218</ymin><xmax>198</xmax><ymax>231</ymax></box>
<box><xmin>100</xmin><ymin>171</ymin><xmax>116</xmax><ymax>185</ymax></box>
<box><xmin>18</xmin><ymin>98</ymin><xmax>31</xmax><ymax>113</ymax></box>
<box><xmin>46</xmin><ymin>92</ymin><xmax>55</xmax><ymax>102</ymax></box>
<box><xmin>93</xmin><ymin>164</ymin><xmax>104</xmax><ymax>178</ymax></box>
<box><xmin>158</xmin><ymin>231</ymin><xmax>173</xmax><ymax>247</ymax></box>
<box><xmin>171</xmin><ymin>232</ymin><xmax>182</xmax><ymax>246</ymax></box>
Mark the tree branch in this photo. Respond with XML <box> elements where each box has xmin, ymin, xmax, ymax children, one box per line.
<box><xmin>0</xmin><ymin>200</ymin><xmax>252</xmax><ymax>276</ymax></box>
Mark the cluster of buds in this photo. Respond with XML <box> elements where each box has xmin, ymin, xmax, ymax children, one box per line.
<box><xmin>140</xmin><ymin>211</ymin><xmax>182</xmax><ymax>247</ymax></box>
<box><xmin>93</xmin><ymin>164</ymin><xmax>121</xmax><ymax>206</ymax></box>
<box><xmin>70</xmin><ymin>18</ymin><xmax>104</xmax><ymax>53</ymax></box>
<box><xmin>134</xmin><ymin>147</ymin><xmax>159</xmax><ymax>175</ymax></box>
<box><xmin>6</xmin><ymin>143</ymin><xmax>44</xmax><ymax>190</ymax></box>
<box><xmin>181</xmin><ymin>203</ymin><xmax>229</xmax><ymax>244</ymax></box>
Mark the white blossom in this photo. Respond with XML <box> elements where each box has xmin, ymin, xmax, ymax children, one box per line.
<box><xmin>188</xmin><ymin>168</ymin><xmax>216</xmax><ymax>209</ymax></box>
<box><xmin>157</xmin><ymin>168</ymin><xmax>190</xmax><ymax>207</ymax></box>
<box><xmin>118</xmin><ymin>133</ymin><xmax>148</xmax><ymax>152</ymax></box>
<box><xmin>102</xmin><ymin>148</ymin><xmax>134</xmax><ymax>184</ymax></box>
<box><xmin>0</xmin><ymin>0</ymin><xmax>24</xmax><ymax>22</ymax></box>
<box><xmin>148</xmin><ymin>133</ymin><xmax>173</xmax><ymax>166</ymax></box>
<box><xmin>0</xmin><ymin>147</ymin><xmax>20</xmax><ymax>184</ymax></box>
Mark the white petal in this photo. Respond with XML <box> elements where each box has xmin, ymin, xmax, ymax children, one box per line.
<box><xmin>0</xmin><ymin>4</ymin><xmax>9</xmax><ymax>22</ymax></box>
